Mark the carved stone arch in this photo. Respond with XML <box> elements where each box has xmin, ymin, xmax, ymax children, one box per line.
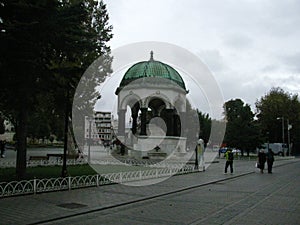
<box><xmin>120</xmin><ymin>93</ymin><xmax>141</xmax><ymax>110</ymax></box>
<box><xmin>147</xmin><ymin>98</ymin><xmax>167</xmax><ymax>118</ymax></box>
<box><xmin>145</xmin><ymin>92</ymin><xmax>172</xmax><ymax>109</ymax></box>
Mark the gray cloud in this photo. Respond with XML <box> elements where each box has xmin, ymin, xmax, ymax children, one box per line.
<box><xmin>197</xmin><ymin>50</ymin><xmax>229</xmax><ymax>73</ymax></box>
<box><xmin>222</xmin><ymin>34</ymin><xmax>253</xmax><ymax>49</ymax></box>
<box><xmin>280</xmin><ymin>52</ymin><xmax>300</xmax><ymax>72</ymax></box>
<box><xmin>104</xmin><ymin>0</ymin><xmax>300</xmax><ymax>114</ymax></box>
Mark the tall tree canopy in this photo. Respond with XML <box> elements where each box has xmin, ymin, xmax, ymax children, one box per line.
<box><xmin>0</xmin><ymin>0</ymin><xmax>113</xmax><ymax>179</ymax></box>
<box><xmin>197</xmin><ymin>110</ymin><xmax>211</xmax><ymax>146</ymax></box>
<box><xmin>256</xmin><ymin>87</ymin><xmax>300</xmax><ymax>154</ymax></box>
<box><xmin>224</xmin><ymin>99</ymin><xmax>262</xmax><ymax>156</ymax></box>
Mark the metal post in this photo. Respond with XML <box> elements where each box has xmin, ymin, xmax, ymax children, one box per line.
<box><xmin>287</xmin><ymin>119</ymin><xmax>291</xmax><ymax>156</ymax></box>
<box><xmin>33</xmin><ymin>178</ymin><xmax>37</xmax><ymax>194</ymax></box>
<box><xmin>62</xmin><ymin>89</ymin><xmax>69</xmax><ymax>177</ymax></box>
<box><xmin>281</xmin><ymin>116</ymin><xmax>285</xmax><ymax>145</ymax></box>
<box><xmin>88</xmin><ymin>117</ymin><xmax>92</xmax><ymax>164</ymax></box>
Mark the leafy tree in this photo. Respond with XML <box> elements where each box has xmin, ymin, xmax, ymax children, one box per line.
<box><xmin>45</xmin><ymin>0</ymin><xmax>113</xmax><ymax>157</ymax></box>
<box><xmin>224</xmin><ymin>99</ymin><xmax>262</xmax><ymax>156</ymax></box>
<box><xmin>256</xmin><ymin>87</ymin><xmax>300</xmax><ymax>155</ymax></box>
<box><xmin>197</xmin><ymin>110</ymin><xmax>211</xmax><ymax>146</ymax></box>
<box><xmin>0</xmin><ymin>0</ymin><xmax>61</xmax><ymax>179</ymax></box>
<box><xmin>209</xmin><ymin>118</ymin><xmax>226</xmax><ymax>148</ymax></box>
<box><xmin>0</xmin><ymin>0</ymin><xmax>113</xmax><ymax>179</ymax></box>
<box><xmin>184</xmin><ymin>100</ymin><xmax>200</xmax><ymax>150</ymax></box>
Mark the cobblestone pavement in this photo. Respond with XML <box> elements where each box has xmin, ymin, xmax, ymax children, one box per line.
<box><xmin>0</xmin><ymin>157</ymin><xmax>298</xmax><ymax>225</ymax></box>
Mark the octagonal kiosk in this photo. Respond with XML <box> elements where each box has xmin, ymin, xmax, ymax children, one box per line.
<box><xmin>115</xmin><ymin>52</ymin><xmax>189</xmax><ymax>160</ymax></box>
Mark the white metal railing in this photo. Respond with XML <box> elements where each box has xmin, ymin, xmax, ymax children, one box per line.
<box><xmin>0</xmin><ymin>159</ymin><xmax>88</xmax><ymax>168</ymax></box>
<box><xmin>0</xmin><ymin>165</ymin><xmax>197</xmax><ymax>198</ymax></box>
<box><xmin>0</xmin><ymin>158</ymin><xmax>193</xmax><ymax>168</ymax></box>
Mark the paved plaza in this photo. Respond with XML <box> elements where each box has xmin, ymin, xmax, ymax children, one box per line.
<box><xmin>0</xmin><ymin>155</ymin><xmax>299</xmax><ymax>225</ymax></box>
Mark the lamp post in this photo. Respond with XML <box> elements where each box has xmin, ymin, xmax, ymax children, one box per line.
<box><xmin>276</xmin><ymin>116</ymin><xmax>293</xmax><ymax>156</ymax></box>
<box><xmin>287</xmin><ymin>119</ymin><xmax>292</xmax><ymax>156</ymax></box>
<box><xmin>195</xmin><ymin>133</ymin><xmax>199</xmax><ymax>169</ymax></box>
<box><xmin>88</xmin><ymin>117</ymin><xmax>92</xmax><ymax>163</ymax></box>
<box><xmin>87</xmin><ymin>95</ymin><xmax>101</xmax><ymax>163</ymax></box>
<box><xmin>62</xmin><ymin>89</ymin><xmax>70</xmax><ymax>177</ymax></box>
<box><xmin>277</xmin><ymin>116</ymin><xmax>285</xmax><ymax>144</ymax></box>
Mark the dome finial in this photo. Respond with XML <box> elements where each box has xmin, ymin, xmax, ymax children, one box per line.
<box><xmin>150</xmin><ymin>50</ymin><xmax>154</xmax><ymax>61</ymax></box>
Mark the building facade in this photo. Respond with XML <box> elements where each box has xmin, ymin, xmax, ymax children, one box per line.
<box><xmin>84</xmin><ymin>111</ymin><xmax>112</xmax><ymax>144</ymax></box>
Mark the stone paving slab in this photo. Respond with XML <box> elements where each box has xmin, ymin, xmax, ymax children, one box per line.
<box><xmin>41</xmin><ymin>159</ymin><xmax>300</xmax><ymax>225</ymax></box>
<box><xmin>0</xmin><ymin>157</ymin><xmax>298</xmax><ymax>225</ymax></box>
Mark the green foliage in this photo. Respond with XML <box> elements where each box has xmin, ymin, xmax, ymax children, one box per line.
<box><xmin>209</xmin><ymin>119</ymin><xmax>226</xmax><ymax>147</ymax></box>
<box><xmin>256</xmin><ymin>87</ymin><xmax>300</xmax><ymax>153</ymax></box>
<box><xmin>0</xmin><ymin>164</ymin><xmax>97</xmax><ymax>182</ymax></box>
<box><xmin>224</xmin><ymin>99</ymin><xmax>262</xmax><ymax>155</ymax></box>
<box><xmin>185</xmin><ymin>100</ymin><xmax>200</xmax><ymax>148</ymax></box>
<box><xmin>197</xmin><ymin>110</ymin><xmax>211</xmax><ymax>145</ymax></box>
<box><xmin>0</xmin><ymin>0</ymin><xmax>113</xmax><ymax>179</ymax></box>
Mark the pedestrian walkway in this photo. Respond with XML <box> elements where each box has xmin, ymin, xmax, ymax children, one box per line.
<box><xmin>0</xmin><ymin>156</ymin><xmax>298</xmax><ymax>225</ymax></box>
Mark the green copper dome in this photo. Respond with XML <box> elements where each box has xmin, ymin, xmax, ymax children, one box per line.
<box><xmin>118</xmin><ymin>52</ymin><xmax>186</xmax><ymax>90</ymax></box>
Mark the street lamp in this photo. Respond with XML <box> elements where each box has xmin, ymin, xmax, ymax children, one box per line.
<box><xmin>277</xmin><ymin>116</ymin><xmax>285</xmax><ymax>144</ymax></box>
<box><xmin>277</xmin><ymin>116</ymin><xmax>292</xmax><ymax>156</ymax></box>
<box><xmin>88</xmin><ymin>116</ymin><xmax>93</xmax><ymax>163</ymax></box>
<box><xmin>62</xmin><ymin>89</ymin><xmax>70</xmax><ymax>177</ymax></box>
<box><xmin>287</xmin><ymin>119</ymin><xmax>292</xmax><ymax>156</ymax></box>
<box><xmin>87</xmin><ymin>95</ymin><xmax>101</xmax><ymax>163</ymax></box>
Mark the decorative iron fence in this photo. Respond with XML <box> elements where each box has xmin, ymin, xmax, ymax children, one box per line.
<box><xmin>0</xmin><ymin>158</ymin><xmax>194</xmax><ymax>168</ymax></box>
<box><xmin>0</xmin><ymin>159</ymin><xmax>88</xmax><ymax>168</ymax></box>
<box><xmin>0</xmin><ymin>165</ymin><xmax>197</xmax><ymax>198</ymax></box>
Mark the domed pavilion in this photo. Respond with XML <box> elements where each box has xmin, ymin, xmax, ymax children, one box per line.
<box><xmin>115</xmin><ymin>51</ymin><xmax>189</xmax><ymax>159</ymax></box>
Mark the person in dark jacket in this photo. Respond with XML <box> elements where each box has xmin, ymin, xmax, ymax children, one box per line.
<box><xmin>258</xmin><ymin>150</ymin><xmax>267</xmax><ymax>173</ymax></box>
<box><xmin>0</xmin><ymin>140</ymin><xmax>5</xmax><ymax>158</ymax></box>
<box><xmin>266</xmin><ymin>149</ymin><xmax>275</xmax><ymax>173</ymax></box>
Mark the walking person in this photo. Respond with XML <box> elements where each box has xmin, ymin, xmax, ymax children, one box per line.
<box><xmin>0</xmin><ymin>140</ymin><xmax>5</xmax><ymax>158</ymax></box>
<box><xmin>258</xmin><ymin>149</ymin><xmax>266</xmax><ymax>173</ymax></box>
<box><xmin>266</xmin><ymin>149</ymin><xmax>275</xmax><ymax>173</ymax></box>
<box><xmin>224</xmin><ymin>148</ymin><xmax>234</xmax><ymax>174</ymax></box>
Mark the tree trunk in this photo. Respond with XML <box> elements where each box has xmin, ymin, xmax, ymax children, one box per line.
<box><xmin>16</xmin><ymin>108</ymin><xmax>28</xmax><ymax>180</ymax></box>
<box><xmin>62</xmin><ymin>90</ymin><xmax>69</xmax><ymax>177</ymax></box>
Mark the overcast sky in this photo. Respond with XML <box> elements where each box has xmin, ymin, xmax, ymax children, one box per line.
<box><xmin>97</xmin><ymin>0</ymin><xmax>300</xmax><ymax>116</ymax></box>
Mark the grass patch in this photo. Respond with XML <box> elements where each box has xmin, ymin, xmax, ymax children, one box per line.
<box><xmin>0</xmin><ymin>164</ymin><xmax>156</xmax><ymax>182</ymax></box>
<box><xmin>0</xmin><ymin>164</ymin><xmax>97</xmax><ymax>182</ymax></box>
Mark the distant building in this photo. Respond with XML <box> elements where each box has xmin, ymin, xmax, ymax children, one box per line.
<box><xmin>95</xmin><ymin>111</ymin><xmax>112</xmax><ymax>141</ymax></box>
<box><xmin>84</xmin><ymin>111</ymin><xmax>112</xmax><ymax>143</ymax></box>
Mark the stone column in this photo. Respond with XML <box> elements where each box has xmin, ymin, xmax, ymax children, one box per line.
<box><xmin>118</xmin><ymin>109</ymin><xmax>126</xmax><ymax>136</ymax></box>
<box><xmin>173</xmin><ymin>114</ymin><xmax>180</xmax><ymax>137</ymax></box>
<box><xmin>140</xmin><ymin>108</ymin><xmax>147</xmax><ymax>135</ymax></box>
<box><xmin>180</xmin><ymin>112</ymin><xmax>186</xmax><ymax>137</ymax></box>
<box><xmin>166</xmin><ymin>109</ymin><xmax>174</xmax><ymax>136</ymax></box>
<box><xmin>132</xmin><ymin>113</ymin><xmax>138</xmax><ymax>135</ymax></box>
